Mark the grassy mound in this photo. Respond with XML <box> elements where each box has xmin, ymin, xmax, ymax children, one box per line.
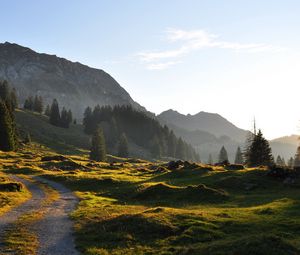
<box><xmin>78</xmin><ymin>213</ymin><xmax>178</xmax><ymax>250</ymax></box>
<box><xmin>199</xmin><ymin>234</ymin><xmax>299</xmax><ymax>255</ymax></box>
<box><xmin>135</xmin><ymin>182</ymin><xmax>227</xmax><ymax>203</ymax></box>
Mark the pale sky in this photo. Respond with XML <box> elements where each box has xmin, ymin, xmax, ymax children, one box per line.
<box><xmin>2</xmin><ymin>0</ymin><xmax>300</xmax><ymax>139</ymax></box>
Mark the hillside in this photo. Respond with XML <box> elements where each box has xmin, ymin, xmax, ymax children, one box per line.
<box><xmin>2</xmin><ymin>147</ymin><xmax>300</xmax><ymax>254</ymax></box>
<box><xmin>270</xmin><ymin>135</ymin><xmax>299</xmax><ymax>160</ymax></box>
<box><xmin>0</xmin><ymin>42</ymin><xmax>144</xmax><ymax>117</ymax></box>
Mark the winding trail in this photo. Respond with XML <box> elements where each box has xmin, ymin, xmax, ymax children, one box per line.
<box><xmin>0</xmin><ymin>175</ymin><xmax>79</xmax><ymax>255</ymax></box>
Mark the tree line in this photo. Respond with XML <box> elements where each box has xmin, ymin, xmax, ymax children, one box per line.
<box><xmin>0</xmin><ymin>80</ymin><xmax>18</xmax><ymax>151</ymax></box>
<box><xmin>84</xmin><ymin>105</ymin><xmax>200</xmax><ymax>161</ymax></box>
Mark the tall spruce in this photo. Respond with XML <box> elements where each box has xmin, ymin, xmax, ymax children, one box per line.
<box><xmin>0</xmin><ymin>100</ymin><xmax>16</xmax><ymax>151</ymax></box>
<box><xmin>234</xmin><ymin>146</ymin><xmax>243</xmax><ymax>164</ymax></box>
<box><xmin>33</xmin><ymin>95</ymin><xmax>43</xmax><ymax>113</ymax></box>
<box><xmin>245</xmin><ymin>129</ymin><xmax>273</xmax><ymax>167</ymax></box>
<box><xmin>118</xmin><ymin>133</ymin><xmax>129</xmax><ymax>158</ymax></box>
<box><xmin>219</xmin><ymin>146</ymin><xmax>229</xmax><ymax>163</ymax></box>
<box><xmin>175</xmin><ymin>138</ymin><xmax>186</xmax><ymax>159</ymax></box>
<box><xmin>45</xmin><ymin>105</ymin><xmax>51</xmax><ymax>116</ymax></box>
<box><xmin>294</xmin><ymin>146</ymin><xmax>300</xmax><ymax>167</ymax></box>
<box><xmin>90</xmin><ymin>127</ymin><xmax>106</xmax><ymax>161</ymax></box>
<box><xmin>49</xmin><ymin>99</ymin><xmax>61</xmax><ymax>126</ymax></box>
<box><xmin>288</xmin><ymin>157</ymin><xmax>294</xmax><ymax>168</ymax></box>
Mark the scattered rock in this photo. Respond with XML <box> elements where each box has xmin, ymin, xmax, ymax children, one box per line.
<box><xmin>0</xmin><ymin>182</ymin><xmax>23</xmax><ymax>192</ymax></box>
<box><xmin>41</xmin><ymin>155</ymin><xmax>67</xmax><ymax>162</ymax></box>
<box><xmin>225</xmin><ymin>164</ymin><xmax>244</xmax><ymax>171</ymax></box>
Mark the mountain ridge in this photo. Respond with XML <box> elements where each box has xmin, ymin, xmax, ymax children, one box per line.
<box><xmin>0</xmin><ymin>42</ymin><xmax>145</xmax><ymax>117</ymax></box>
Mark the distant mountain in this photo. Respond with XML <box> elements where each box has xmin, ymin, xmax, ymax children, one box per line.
<box><xmin>157</xmin><ymin>109</ymin><xmax>298</xmax><ymax>162</ymax></box>
<box><xmin>270</xmin><ymin>135</ymin><xmax>299</xmax><ymax>160</ymax></box>
<box><xmin>158</xmin><ymin>109</ymin><xmax>248</xmax><ymax>143</ymax></box>
<box><xmin>157</xmin><ymin>109</ymin><xmax>248</xmax><ymax>162</ymax></box>
<box><xmin>0</xmin><ymin>42</ymin><xmax>144</xmax><ymax>117</ymax></box>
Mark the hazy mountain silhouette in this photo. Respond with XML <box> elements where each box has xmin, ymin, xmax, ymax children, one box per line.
<box><xmin>158</xmin><ymin>109</ymin><xmax>248</xmax><ymax>143</ymax></box>
<box><xmin>270</xmin><ymin>135</ymin><xmax>299</xmax><ymax>160</ymax></box>
<box><xmin>0</xmin><ymin>42</ymin><xmax>144</xmax><ymax>117</ymax></box>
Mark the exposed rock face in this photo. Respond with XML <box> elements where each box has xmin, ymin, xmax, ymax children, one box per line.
<box><xmin>0</xmin><ymin>42</ymin><xmax>144</xmax><ymax>117</ymax></box>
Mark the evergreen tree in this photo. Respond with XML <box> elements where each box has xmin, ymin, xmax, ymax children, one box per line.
<box><xmin>10</xmin><ymin>88</ymin><xmax>18</xmax><ymax>111</ymax></box>
<box><xmin>24</xmin><ymin>133</ymin><xmax>31</xmax><ymax>144</ymax></box>
<box><xmin>0</xmin><ymin>101</ymin><xmax>16</xmax><ymax>151</ymax></box>
<box><xmin>60</xmin><ymin>107</ymin><xmax>69</xmax><ymax>128</ymax></box>
<box><xmin>151</xmin><ymin>135</ymin><xmax>162</xmax><ymax>158</ymax></box>
<box><xmin>49</xmin><ymin>99</ymin><xmax>61</xmax><ymax>126</ymax></box>
<box><xmin>24</xmin><ymin>96</ymin><xmax>34</xmax><ymax>111</ymax></box>
<box><xmin>45</xmin><ymin>104</ymin><xmax>51</xmax><ymax>116</ymax></box>
<box><xmin>276</xmin><ymin>155</ymin><xmax>283</xmax><ymax>166</ymax></box>
<box><xmin>118</xmin><ymin>133</ymin><xmax>129</xmax><ymax>158</ymax></box>
<box><xmin>219</xmin><ymin>146</ymin><xmax>229</xmax><ymax>163</ymax></box>
<box><xmin>282</xmin><ymin>157</ymin><xmax>286</xmax><ymax>166</ymax></box>
<box><xmin>167</xmin><ymin>130</ymin><xmax>177</xmax><ymax>158</ymax></box>
<box><xmin>294</xmin><ymin>146</ymin><xmax>300</xmax><ymax>167</ymax></box>
<box><xmin>175</xmin><ymin>138</ymin><xmax>186</xmax><ymax>159</ymax></box>
<box><xmin>33</xmin><ymin>95</ymin><xmax>43</xmax><ymax>113</ymax></box>
<box><xmin>245</xmin><ymin>129</ymin><xmax>274</xmax><ymax>167</ymax></box>
<box><xmin>67</xmin><ymin>110</ymin><xmax>73</xmax><ymax>125</ymax></box>
<box><xmin>83</xmin><ymin>107</ymin><xmax>93</xmax><ymax>134</ymax></box>
<box><xmin>234</xmin><ymin>146</ymin><xmax>243</xmax><ymax>164</ymax></box>
<box><xmin>90</xmin><ymin>127</ymin><xmax>106</xmax><ymax>162</ymax></box>
<box><xmin>0</xmin><ymin>80</ymin><xmax>10</xmax><ymax>101</ymax></box>
<box><xmin>288</xmin><ymin>157</ymin><xmax>294</xmax><ymax>168</ymax></box>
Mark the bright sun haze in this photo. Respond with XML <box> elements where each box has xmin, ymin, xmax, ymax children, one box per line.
<box><xmin>1</xmin><ymin>0</ymin><xmax>300</xmax><ymax>139</ymax></box>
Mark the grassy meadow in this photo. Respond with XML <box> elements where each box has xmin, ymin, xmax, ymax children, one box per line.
<box><xmin>1</xmin><ymin>143</ymin><xmax>300</xmax><ymax>255</ymax></box>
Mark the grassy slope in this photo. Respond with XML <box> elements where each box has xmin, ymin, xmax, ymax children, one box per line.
<box><xmin>0</xmin><ymin>151</ymin><xmax>31</xmax><ymax>216</ymax></box>
<box><xmin>2</xmin><ymin>145</ymin><xmax>300</xmax><ymax>255</ymax></box>
<box><xmin>15</xmin><ymin>109</ymin><xmax>151</xmax><ymax>159</ymax></box>
<box><xmin>15</xmin><ymin>109</ymin><xmax>90</xmax><ymax>154</ymax></box>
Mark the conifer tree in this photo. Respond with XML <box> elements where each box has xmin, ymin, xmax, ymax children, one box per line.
<box><xmin>151</xmin><ymin>135</ymin><xmax>162</xmax><ymax>158</ymax></box>
<box><xmin>24</xmin><ymin>96</ymin><xmax>34</xmax><ymax>111</ymax></box>
<box><xmin>288</xmin><ymin>157</ymin><xmax>294</xmax><ymax>168</ymax></box>
<box><xmin>45</xmin><ymin>105</ymin><xmax>51</xmax><ymax>116</ymax></box>
<box><xmin>83</xmin><ymin>107</ymin><xmax>93</xmax><ymax>134</ymax></box>
<box><xmin>24</xmin><ymin>133</ymin><xmax>31</xmax><ymax>144</ymax></box>
<box><xmin>167</xmin><ymin>130</ymin><xmax>177</xmax><ymax>158</ymax></box>
<box><xmin>234</xmin><ymin>146</ymin><xmax>243</xmax><ymax>164</ymax></box>
<box><xmin>0</xmin><ymin>101</ymin><xmax>16</xmax><ymax>151</ymax></box>
<box><xmin>90</xmin><ymin>127</ymin><xmax>106</xmax><ymax>161</ymax></box>
<box><xmin>10</xmin><ymin>88</ymin><xmax>18</xmax><ymax>111</ymax></box>
<box><xmin>175</xmin><ymin>138</ymin><xmax>186</xmax><ymax>160</ymax></box>
<box><xmin>49</xmin><ymin>99</ymin><xmax>61</xmax><ymax>126</ymax></box>
<box><xmin>276</xmin><ymin>155</ymin><xmax>284</xmax><ymax>166</ymax></box>
<box><xmin>67</xmin><ymin>109</ymin><xmax>73</xmax><ymax>125</ymax></box>
<box><xmin>294</xmin><ymin>146</ymin><xmax>300</xmax><ymax>167</ymax></box>
<box><xmin>60</xmin><ymin>107</ymin><xmax>69</xmax><ymax>128</ymax></box>
<box><xmin>118</xmin><ymin>133</ymin><xmax>129</xmax><ymax>158</ymax></box>
<box><xmin>0</xmin><ymin>80</ymin><xmax>10</xmax><ymax>101</ymax></box>
<box><xmin>245</xmin><ymin>129</ymin><xmax>274</xmax><ymax>167</ymax></box>
<box><xmin>33</xmin><ymin>95</ymin><xmax>43</xmax><ymax>113</ymax></box>
<box><xmin>219</xmin><ymin>146</ymin><xmax>229</xmax><ymax>163</ymax></box>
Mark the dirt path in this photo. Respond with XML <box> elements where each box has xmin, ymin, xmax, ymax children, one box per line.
<box><xmin>0</xmin><ymin>175</ymin><xmax>79</xmax><ymax>255</ymax></box>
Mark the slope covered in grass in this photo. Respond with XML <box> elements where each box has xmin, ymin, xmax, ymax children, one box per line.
<box><xmin>2</xmin><ymin>145</ymin><xmax>300</xmax><ymax>254</ymax></box>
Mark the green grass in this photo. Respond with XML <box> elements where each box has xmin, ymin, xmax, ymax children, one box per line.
<box><xmin>1</xmin><ymin>145</ymin><xmax>300</xmax><ymax>254</ymax></box>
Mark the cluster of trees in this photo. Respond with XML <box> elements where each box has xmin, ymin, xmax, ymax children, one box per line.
<box><xmin>213</xmin><ymin>130</ymin><xmax>274</xmax><ymax>167</ymax></box>
<box><xmin>0</xmin><ymin>80</ymin><xmax>18</xmax><ymax>151</ymax></box>
<box><xmin>23</xmin><ymin>95</ymin><xmax>43</xmax><ymax>113</ymax></box>
<box><xmin>84</xmin><ymin>105</ymin><xmax>200</xmax><ymax>161</ymax></box>
<box><xmin>47</xmin><ymin>99</ymin><xmax>73</xmax><ymax>128</ymax></box>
